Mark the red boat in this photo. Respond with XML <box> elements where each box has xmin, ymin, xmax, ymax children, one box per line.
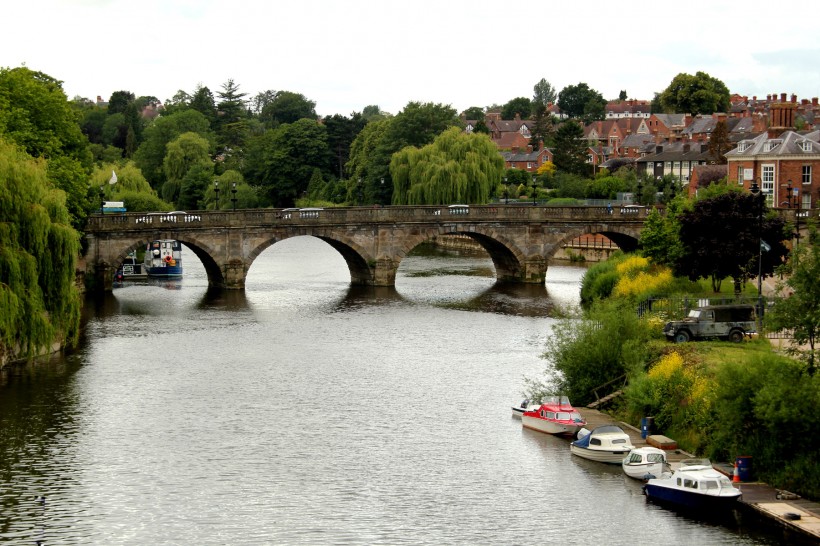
<box><xmin>521</xmin><ymin>396</ymin><xmax>586</xmax><ymax>436</ymax></box>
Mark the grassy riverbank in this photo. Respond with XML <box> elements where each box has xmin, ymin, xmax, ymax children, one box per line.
<box><xmin>526</xmin><ymin>253</ymin><xmax>820</xmax><ymax>501</ymax></box>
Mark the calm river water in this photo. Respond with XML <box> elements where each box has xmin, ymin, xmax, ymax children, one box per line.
<box><xmin>0</xmin><ymin>238</ymin><xmax>795</xmax><ymax>545</ymax></box>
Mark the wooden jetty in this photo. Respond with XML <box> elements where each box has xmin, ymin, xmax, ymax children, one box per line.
<box><xmin>577</xmin><ymin>407</ymin><xmax>820</xmax><ymax>541</ymax></box>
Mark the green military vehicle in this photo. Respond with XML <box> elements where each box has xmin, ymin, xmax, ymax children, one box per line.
<box><xmin>663</xmin><ymin>304</ymin><xmax>756</xmax><ymax>343</ymax></box>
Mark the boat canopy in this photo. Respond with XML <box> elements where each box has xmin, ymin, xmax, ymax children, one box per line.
<box><xmin>571</xmin><ymin>425</ymin><xmax>625</xmax><ymax>448</ymax></box>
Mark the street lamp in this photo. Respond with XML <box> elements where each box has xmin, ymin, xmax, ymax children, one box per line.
<box><xmin>780</xmin><ymin>180</ymin><xmax>794</xmax><ymax>208</ymax></box>
<box><xmin>531</xmin><ymin>174</ymin><xmax>537</xmax><ymax>206</ymax></box>
<box><xmin>503</xmin><ymin>177</ymin><xmax>508</xmax><ymax>205</ymax></box>
<box><xmin>380</xmin><ymin>177</ymin><xmax>385</xmax><ymax>206</ymax></box>
<box><xmin>214</xmin><ymin>180</ymin><xmax>220</xmax><ymax>210</ymax></box>
<box><xmin>231</xmin><ymin>182</ymin><xmax>237</xmax><ymax>211</ymax></box>
<box><xmin>99</xmin><ymin>186</ymin><xmax>105</xmax><ymax>214</ymax></box>
<box><xmin>750</xmin><ymin>178</ymin><xmax>765</xmax><ymax>319</ymax></box>
<box><xmin>636</xmin><ymin>181</ymin><xmax>643</xmax><ymax>205</ymax></box>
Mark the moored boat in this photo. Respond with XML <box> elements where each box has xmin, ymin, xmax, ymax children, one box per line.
<box><xmin>115</xmin><ymin>250</ymin><xmax>148</xmax><ymax>282</ymax></box>
<box><xmin>622</xmin><ymin>446</ymin><xmax>668</xmax><ymax>480</ymax></box>
<box><xmin>643</xmin><ymin>459</ymin><xmax>741</xmax><ymax>510</ymax></box>
<box><xmin>144</xmin><ymin>239</ymin><xmax>183</xmax><ymax>278</ymax></box>
<box><xmin>570</xmin><ymin>425</ymin><xmax>634</xmax><ymax>464</ymax></box>
<box><xmin>511</xmin><ymin>399</ymin><xmax>539</xmax><ymax>419</ymax></box>
<box><xmin>521</xmin><ymin>396</ymin><xmax>586</xmax><ymax>436</ymax></box>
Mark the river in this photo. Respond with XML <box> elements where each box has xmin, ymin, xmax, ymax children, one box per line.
<box><xmin>0</xmin><ymin>237</ymin><xmax>795</xmax><ymax>544</ymax></box>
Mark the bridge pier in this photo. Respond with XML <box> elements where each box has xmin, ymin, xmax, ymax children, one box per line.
<box><xmin>223</xmin><ymin>259</ymin><xmax>247</xmax><ymax>289</ymax></box>
<box><xmin>522</xmin><ymin>255</ymin><xmax>548</xmax><ymax>284</ymax></box>
<box><xmin>370</xmin><ymin>258</ymin><xmax>399</xmax><ymax>287</ymax></box>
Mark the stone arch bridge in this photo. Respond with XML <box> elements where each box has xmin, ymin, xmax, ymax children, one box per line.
<box><xmin>83</xmin><ymin>205</ymin><xmax>649</xmax><ymax>292</ymax></box>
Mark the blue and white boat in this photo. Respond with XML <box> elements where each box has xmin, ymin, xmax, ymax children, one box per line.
<box><xmin>570</xmin><ymin>425</ymin><xmax>634</xmax><ymax>464</ymax></box>
<box><xmin>144</xmin><ymin>239</ymin><xmax>183</xmax><ymax>278</ymax></box>
<box><xmin>643</xmin><ymin>459</ymin><xmax>741</xmax><ymax>510</ymax></box>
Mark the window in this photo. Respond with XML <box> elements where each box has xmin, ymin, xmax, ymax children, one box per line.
<box><xmin>763</xmin><ymin>140</ymin><xmax>781</xmax><ymax>152</ymax></box>
<box><xmin>801</xmin><ymin>140</ymin><xmax>812</xmax><ymax>152</ymax></box>
<box><xmin>762</xmin><ymin>165</ymin><xmax>774</xmax><ymax>190</ymax></box>
<box><xmin>802</xmin><ymin>193</ymin><xmax>812</xmax><ymax>210</ymax></box>
<box><xmin>802</xmin><ymin>165</ymin><xmax>812</xmax><ymax>185</ymax></box>
<box><xmin>737</xmin><ymin>166</ymin><xmax>743</xmax><ymax>185</ymax></box>
<box><xmin>738</xmin><ymin>141</ymin><xmax>749</xmax><ymax>152</ymax></box>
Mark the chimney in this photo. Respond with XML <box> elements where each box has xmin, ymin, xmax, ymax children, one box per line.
<box><xmin>527</xmin><ymin>145</ymin><xmax>533</xmax><ymax>153</ymax></box>
<box><xmin>511</xmin><ymin>146</ymin><xmax>519</xmax><ymax>153</ymax></box>
<box><xmin>514</xmin><ymin>113</ymin><xmax>521</xmax><ymax>121</ymax></box>
<box><xmin>683</xmin><ymin>143</ymin><xmax>691</xmax><ymax>153</ymax></box>
<box><xmin>814</xmin><ymin>98</ymin><xmax>819</xmax><ymax>106</ymax></box>
<box><xmin>781</xmin><ymin>93</ymin><xmax>787</xmax><ymax>102</ymax></box>
<box><xmin>792</xmin><ymin>94</ymin><xmax>797</xmax><ymax>103</ymax></box>
<box><xmin>656</xmin><ymin>145</ymin><xmax>663</xmax><ymax>154</ymax></box>
<box><xmin>767</xmin><ymin>95</ymin><xmax>771</xmax><ymax>101</ymax></box>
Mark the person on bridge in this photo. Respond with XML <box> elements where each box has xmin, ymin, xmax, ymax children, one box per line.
<box><xmin>607</xmin><ymin>202</ymin><xmax>613</xmax><ymax>215</ymax></box>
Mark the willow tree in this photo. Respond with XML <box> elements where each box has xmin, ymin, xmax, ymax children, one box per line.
<box><xmin>0</xmin><ymin>138</ymin><xmax>82</xmax><ymax>363</ymax></box>
<box><xmin>390</xmin><ymin>127</ymin><xmax>504</xmax><ymax>205</ymax></box>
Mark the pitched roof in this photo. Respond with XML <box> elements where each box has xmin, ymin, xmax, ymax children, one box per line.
<box><xmin>726</xmin><ymin>130</ymin><xmax>820</xmax><ymax>157</ymax></box>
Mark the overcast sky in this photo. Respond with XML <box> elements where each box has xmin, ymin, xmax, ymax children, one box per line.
<box><xmin>4</xmin><ymin>0</ymin><xmax>820</xmax><ymax>117</ymax></box>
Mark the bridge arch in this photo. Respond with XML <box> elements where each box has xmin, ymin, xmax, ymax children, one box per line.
<box><xmin>392</xmin><ymin>226</ymin><xmax>531</xmax><ymax>284</ymax></box>
<box><xmin>245</xmin><ymin>231</ymin><xmax>377</xmax><ymax>287</ymax></box>
<box><xmin>550</xmin><ymin>224</ymin><xmax>641</xmax><ymax>261</ymax></box>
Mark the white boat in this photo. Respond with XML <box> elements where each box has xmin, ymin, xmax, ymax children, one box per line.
<box><xmin>643</xmin><ymin>459</ymin><xmax>741</xmax><ymax>510</ymax></box>
<box><xmin>520</xmin><ymin>396</ymin><xmax>586</xmax><ymax>436</ymax></box>
<box><xmin>144</xmin><ymin>239</ymin><xmax>183</xmax><ymax>278</ymax></box>
<box><xmin>570</xmin><ymin>425</ymin><xmax>634</xmax><ymax>464</ymax></box>
<box><xmin>511</xmin><ymin>399</ymin><xmax>539</xmax><ymax>419</ymax></box>
<box><xmin>622</xmin><ymin>447</ymin><xmax>669</xmax><ymax>480</ymax></box>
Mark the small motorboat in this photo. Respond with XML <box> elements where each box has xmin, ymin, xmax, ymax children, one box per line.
<box><xmin>521</xmin><ymin>396</ymin><xmax>586</xmax><ymax>436</ymax></box>
<box><xmin>511</xmin><ymin>399</ymin><xmax>539</xmax><ymax>419</ymax></box>
<box><xmin>570</xmin><ymin>425</ymin><xmax>634</xmax><ymax>464</ymax></box>
<box><xmin>643</xmin><ymin>459</ymin><xmax>741</xmax><ymax>510</ymax></box>
<box><xmin>623</xmin><ymin>446</ymin><xmax>669</xmax><ymax>480</ymax></box>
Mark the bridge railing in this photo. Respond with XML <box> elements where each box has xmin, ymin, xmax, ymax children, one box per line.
<box><xmin>85</xmin><ymin>205</ymin><xmax>657</xmax><ymax>232</ymax></box>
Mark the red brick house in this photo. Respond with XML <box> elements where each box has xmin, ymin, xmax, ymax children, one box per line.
<box><xmin>501</xmin><ymin>145</ymin><xmax>552</xmax><ymax>172</ymax></box>
<box><xmin>725</xmin><ymin>129</ymin><xmax>820</xmax><ymax>209</ymax></box>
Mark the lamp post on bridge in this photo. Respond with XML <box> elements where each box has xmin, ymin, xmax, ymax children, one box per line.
<box><xmin>750</xmin><ymin>178</ymin><xmax>766</xmax><ymax>321</ymax></box>
<box><xmin>99</xmin><ymin>186</ymin><xmax>105</xmax><ymax>214</ymax></box>
<box><xmin>214</xmin><ymin>180</ymin><xmax>220</xmax><ymax>210</ymax></box>
<box><xmin>503</xmin><ymin>177</ymin><xmax>508</xmax><ymax>205</ymax></box>
<box><xmin>231</xmin><ymin>182</ymin><xmax>237</xmax><ymax>211</ymax></box>
<box><xmin>531</xmin><ymin>174</ymin><xmax>537</xmax><ymax>205</ymax></box>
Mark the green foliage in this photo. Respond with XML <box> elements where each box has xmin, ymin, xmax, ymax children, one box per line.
<box><xmin>675</xmin><ymin>191</ymin><xmax>789</xmax><ymax>292</ymax></box>
<box><xmin>501</xmin><ymin>97</ymin><xmax>532</xmax><ymax>120</ymax></box>
<box><xmin>658</xmin><ymin>71</ymin><xmax>730</xmax><ymax>115</ymax></box>
<box><xmin>462</xmin><ymin>106</ymin><xmax>485</xmax><ymax>120</ymax></box>
<box><xmin>557</xmin><ymin>82</ymin><xmax>606</xmax><ymax>123</ymax></box>
<box><xmin>623</xmin><ymin>347</ymin><xmax>712</xmax><ymax>451</ymax></box>
<box><xmin>586</xmin><ymin>174</ymin><xmax>626</xmax><ymax>200</ymax></box>
<box><xmin>766</xmin><ymin>237</ymin><xmax>820</xmax><ymax>373</ymax></box>
<box><xmin>133</xmin><ymin>109</ymin><xmax>212</xmax><ymax>188</ymax></box>
<box><xmin>639</xmin><ymin>207</ymin><xmax>683</xmax><ymax>266</ymax></box>
<box><xmin>244</xmin><ymin>118</ymin><xmax>331</xmax><ymax>207</ymax></box>
<box><xmin>390</xmin><ymin>127</ymin><xmax>503</xmax><ymax>205</ymax></box>
<box><xmin>260</xmin><ymin>90</ymin><xmax>317</xmax><ymax>127</ymax></box>
<box><xmin>708</xmin><ymin>355</ymin><xmax>820</xmax><ymax>498</ymax></box>
<box><xmin>532</xmin><ymin>78</ymin><xmax>557</xmax><ymax>111</ymax></box>
<box><xmin>533</xmin><ymin>299</ymin><xmax>655</xmax><ymax>405</ymax></box>
<box><xmin>0</xmin><ymin>67</ymin><xmax>93</xmax><ymax>230</ymax></box>
<box><xmin>0</xmin><ymin>137</ymin><xmax>81</xmax><ymax>361</ymax></box>
<box><xmin>552</xmin><ymin>121</ymin><xmax>589</xmax><ymax>176</ymax></box>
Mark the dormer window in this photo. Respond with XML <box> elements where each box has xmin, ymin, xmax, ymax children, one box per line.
<box><xmin>737</xmin><ymin>141</ymin><xmax>749</xmax><ymax>152</ymax></box>
<box><xmin>800</xmin><ymin>140</ymin><xmax>813</xmax><ymax>152</ymax></box>
<box><xmin>763</xmin><ymin>140</ymin><xmax>781</xmax><ymax>152</ymax></box>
